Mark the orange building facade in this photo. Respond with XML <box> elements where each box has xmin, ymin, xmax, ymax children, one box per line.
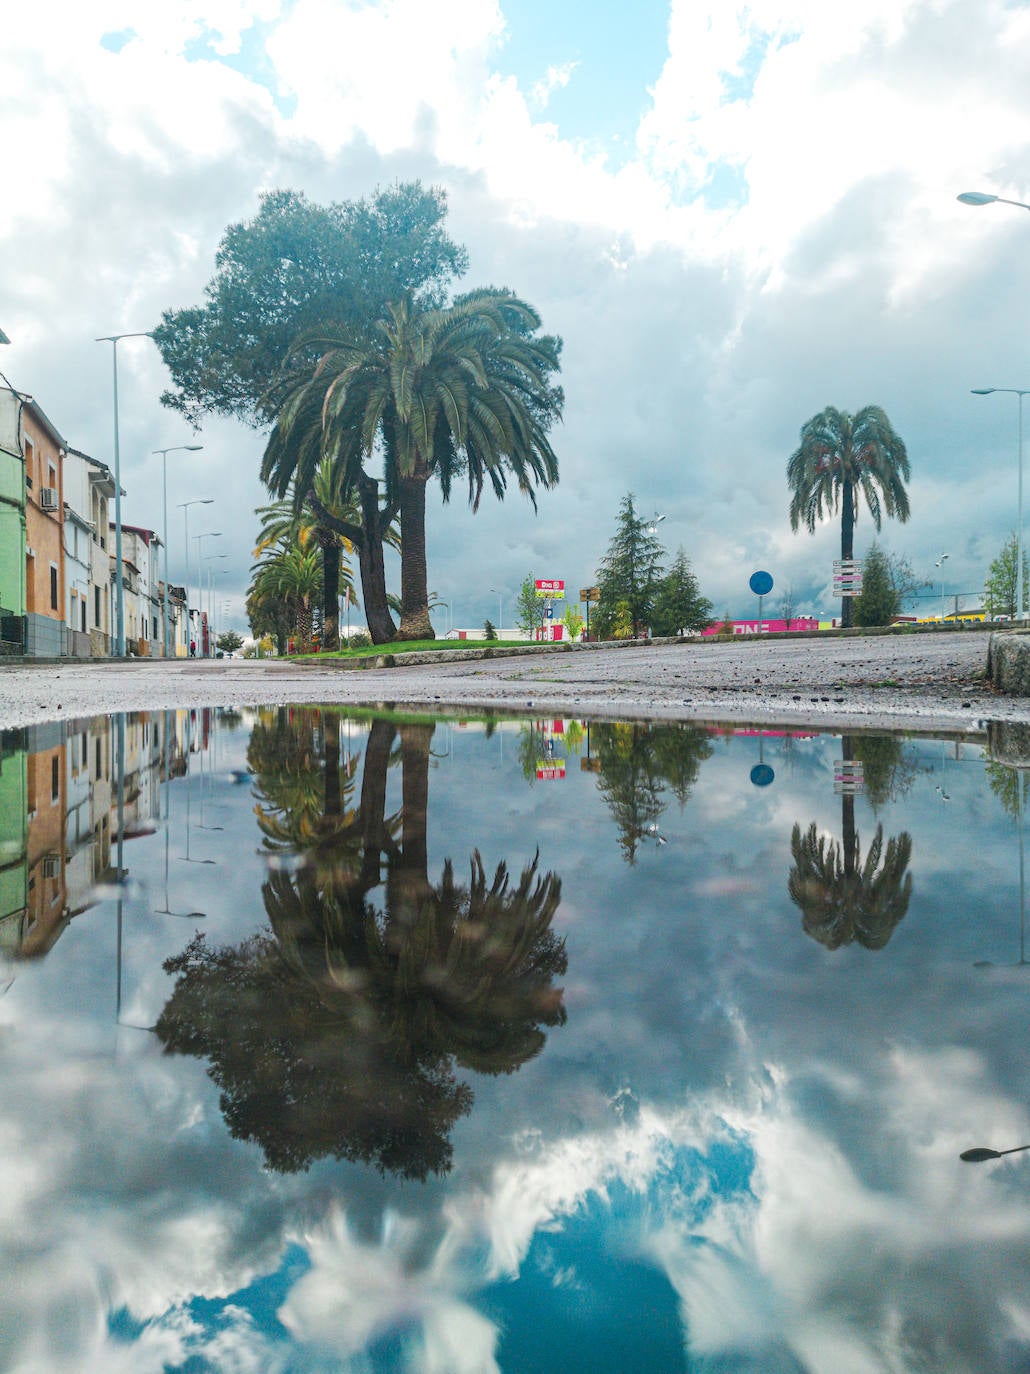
<box><xmin>22</xmin><ymin>399</ymin><xmax>66</xmax><ymax>657</ymax></box>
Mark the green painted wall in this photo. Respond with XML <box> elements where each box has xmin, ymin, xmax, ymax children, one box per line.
<box><xmin>0</xmin><ymin>389</ymin><xmax>26</xmax><ymax>616</ymax></box>
<box><xmin>0</xmin><ymin>742</ymin><xmax>27</xmax><ymax>946</ymax></box>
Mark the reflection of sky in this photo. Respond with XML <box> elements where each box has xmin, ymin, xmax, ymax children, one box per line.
<box><xmin>1</xmin><ymin>711</ymin><xmax>1029</xmax><ymax>1371</ymax></box>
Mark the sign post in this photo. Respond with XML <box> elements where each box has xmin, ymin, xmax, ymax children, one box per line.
<box><xmin>535</xmin><ymin>579</ymin><xmax>565</xmax><ymax>641</ymax></box>
<box><xmin>580</xmin><ymin>586</ymin><xmax>599</xmax><ymax>642</ymax></box>
<box><xmin>749</xmin><ymin>570</ymin><xmax>774</xmax><ymax>635</ymax></box>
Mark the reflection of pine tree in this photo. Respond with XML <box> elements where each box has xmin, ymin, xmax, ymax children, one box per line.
<box><xmin>593</xmin><ymin>722</ymin><xmax>713</xmax><ymax>863</ymax></box>
<box><xmin>155</xmin><ymin>710</ymin><xmax>566</xmax><ymax>1178</ymax></box>
<box><xmin>850</xmin><ymin>734</ymin><xmax>919</xmax><ymax>812</ymax></box>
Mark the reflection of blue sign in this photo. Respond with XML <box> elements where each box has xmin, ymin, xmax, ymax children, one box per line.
<box><xmin>749</xmin><ymin>570</ymin><xmax>774</xmax><ymax>596</ymax></box>
<box><xmin>750</xmin><ymin>763</ymin><xmax>775</xmax><ymax>787</ymax></box>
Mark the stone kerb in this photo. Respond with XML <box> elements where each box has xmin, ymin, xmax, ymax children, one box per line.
<box><xmin>987</xmin><ymin>632</ymin><xmax>1030</xmax><ymax>696</ymax></box>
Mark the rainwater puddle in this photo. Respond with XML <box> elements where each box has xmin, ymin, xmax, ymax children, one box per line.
<box><xmin>1</xmin><ymin>706</ymin><xmax>1029</xmax><ymax>1373</ymax></box>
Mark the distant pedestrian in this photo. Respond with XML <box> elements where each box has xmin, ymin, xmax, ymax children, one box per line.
<box><xmin>189</xmin><ymin>639</ymin><xmax>196</xmax><ymax>658</ymax></box>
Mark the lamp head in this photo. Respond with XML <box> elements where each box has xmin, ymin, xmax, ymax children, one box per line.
<box><xmin>957</xmin><ymin>192</ymin><xmax>999</xmax><ymax>206</ymax></box>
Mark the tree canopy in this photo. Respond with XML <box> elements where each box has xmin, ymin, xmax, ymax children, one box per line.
<box><xmin>154</xmin><ymin>183</ymin><xmax>468</xmax><ymax>428</ymax></box>
<box><xmin>594</xmin><ymin>494</ymin><xmax>665</xmax><ymax>638</ymax></box>
<box><xmin>787</xmin><ymin>406</ymin><xmax>911</xmax><ymax>628</ymax></box>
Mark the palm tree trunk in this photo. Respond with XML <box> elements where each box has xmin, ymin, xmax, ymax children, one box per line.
<box><xmin>398</xmin><ymin>474</ymin><xmax>435</xmax><ymax>641</ymax></box>
<box><xmin>842</xmin><ymin>735</ymin><xmax>857</xmax><ymax>878</ymax></box>
<box><xmin>841</xmin><ymin>479</ymin><xmax>855</xmax><ymax>628</ymax></box>
<box><xmin>322</xmin><ymin>538</ymin><xmax>340</xmax><ymax>652</ymax></box>
<box><xmin>357</xmin><ymin>473</ymin><xmax>397</xmax><ymax>645</ymax></box>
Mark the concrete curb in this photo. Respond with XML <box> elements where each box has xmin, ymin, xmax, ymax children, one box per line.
<box><xmin>987</xmin><ymin>632</ymin><xmax>1030</xmax><ymax>695</ymax></box>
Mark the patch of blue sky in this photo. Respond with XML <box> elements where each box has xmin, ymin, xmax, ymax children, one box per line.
<box><xmin>473</xmin><ymin>1129</ymin><xmax>757</xmax><ymax>1373</ymax></box>
<box><xmin>108</xmin><ymin>1242</ymin><xmax>311</xmax><ymax>1365</ymax></box>
<box><xmin>495</xmin><ymin>0</ymin><xmax>671</xmax><ymax>163</ymax></box>
<box><xmin>182</xmin><ymin>11</ymin><xmax>298</xmax><ymax>118</ymax></box>
<box><xmin>100</xmin><ymin>29</ymin><xmax>136</xmax><ymax>54</ymax></box>
<box><xmin>720</xmin><ymin>28</ymin><xmax>778</xmax><ymax>105</ymax></box>
<box><xmin>702</xmin><ymin>161</ymin><xmax>750</xmax><ymax>210</ymax></box>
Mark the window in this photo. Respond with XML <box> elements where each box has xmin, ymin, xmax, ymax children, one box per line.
<box><xmin>80</xmin><ymin>598</ymin><xmax>86</xmax><ymax>633</ymax></box>
<box><xmin>24</xmin><ymin>438</ymin><xmax>33</xmax><ymax>489</ymax></box>
<box><xmin>51</xmin><ymin>756</ymin><xmax>59</xmax><ymax>802</ymax></box>
<box><xmin>50</xmin><ymin>566</ymin><xmax>58</xmax><ymax>610</ymax></box>
<box><xmin>95</xmin><ymin>738</ymin><xmax>101</xmax><ymax>778</ymax></box>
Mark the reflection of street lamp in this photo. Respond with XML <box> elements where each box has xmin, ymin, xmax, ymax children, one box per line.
<box><xmin>647</xmin><ymin>513</ymin><xmax>667</xmax><ymax>535</ymax></box>
<box><xmin>154</xmin><ymin>444</ymin><xmax>202</xmax><ymax>657</ymax></box>
<box><xmin>935</xmin><ymin>553</ymin><xmax>949</xmax><ymax>624</ymax></box>
<box><xmin>95</xmin><ymin>331</ymin><xmax>154</xmax><ymax>656</ymax></box>
<box><xmin>957</xmin><ymin>190</ymin><xmax>1030</xmax><ymax>211</ymax></box>
<box><xmin>972</xmin><ymin>388</ymin><xmax>1029</xmax><ymax>621</ymax></box>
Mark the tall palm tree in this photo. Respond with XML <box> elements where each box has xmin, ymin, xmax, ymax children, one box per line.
<box><xmin>787</xmin><ymin>406</ymin><xmax>911</xmax><ymax>628</ymax></box>
<box><xmin>249</xmin><ymin>540</ymin><xmax>322</xmax><ymax>651</ymax></box>
<box><xmin>264</xmin><ymin>289</ymin><xmax>562</xmax><ymax>641</ymax></box>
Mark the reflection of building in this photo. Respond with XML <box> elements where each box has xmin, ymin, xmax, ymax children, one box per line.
<box><xmin>24</xmin><ymin>722</ymin><xmax>69</xmax><ymax>956</ymax></box>
<box><xmin>0</xmin><ymin>729</ymin><xmax>29</xmax><ymax>952</ymax></box>
<box><xmin>0</xmin><ymin>712</ymin><xmax>188</xmax><ymax>962</ymax></box>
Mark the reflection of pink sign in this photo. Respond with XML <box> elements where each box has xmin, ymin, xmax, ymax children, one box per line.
<box><xmin>536</xmin><ymin>761</ymin><xmax>566</xmax><ymax>780</ymax></box>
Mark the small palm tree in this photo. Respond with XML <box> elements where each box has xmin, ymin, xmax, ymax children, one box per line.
<box><xmin>787</xmin><ymin>406</ymin><xmax>910</xmax><ymax>627</ymax></box>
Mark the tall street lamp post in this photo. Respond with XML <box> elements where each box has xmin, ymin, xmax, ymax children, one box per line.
<box><xmin>935</xmin><ymin>553</ymin><xmax>949</xmax><ymax>624</ymax></box>
<box><xmin>972</xmin><ymin>388</ymin><xmax>1029</xmax><ymax>621</ymax></box>
<box><xmin>95</xmin><ymin>331</ymin><xmax>153</xmax><ymax>656</ymax></box>
<box><xmin>155</xmin><ymin>445</ymin><xmax>203</xmax><ymax>657</ymax></box>
<box><xmin>489</xmin><ymin>587</ymin><xmax>503</xmax><ymax>632</ymax></box>
<box><xmin>204</xmin><ymin>554</ymin><xmax>228</xmax><ymax>654</ymax></box>
<box><xmin>194</xmin><ymin>531</ymin><xmax>222</xmax><ymax>655</ymax></box>
<box><xmin>178</xmin><ymin>499</ymin><xmax>213</xmax><ymax>655</ymax></box>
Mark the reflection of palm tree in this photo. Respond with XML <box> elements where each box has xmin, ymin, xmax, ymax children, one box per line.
<box><xmin>156</xmin><ymin>710</ymin><xmax>566</xmax><ymax>1178</ymax></box>
<box><xmin>788</xmin><ymin>804</ymin><xmax>913</xmax><ymax>951</ymax></box>
<box><xmin>789</xmin><ymin>734</ymin><xmax>914</xmax><ymax>951</ymax></box>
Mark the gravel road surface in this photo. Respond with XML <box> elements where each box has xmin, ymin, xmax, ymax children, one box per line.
<box><xmin>1</xmin><ymin>631</ymin><xmax>1026</xmax><ymax>734</ymax></box>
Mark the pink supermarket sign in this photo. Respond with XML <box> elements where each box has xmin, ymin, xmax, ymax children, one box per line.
<box><xmin>701</xmin><ymin>618</ymin><xmax>820</xmax><ymax>637</ymax></box>
<box><xmin>535</xmin><ymin>579</ymin><xmax>565</xmax><ymax>597</ymax></box>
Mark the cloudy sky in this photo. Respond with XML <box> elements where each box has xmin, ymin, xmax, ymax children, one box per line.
<box><xmin>3</xmin><ymin>0</ymin><xmax>1030</xmax><ymax>630</ymax></box>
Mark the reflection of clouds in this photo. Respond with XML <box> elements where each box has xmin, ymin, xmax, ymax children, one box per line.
<box><xmin>282</xmin><ymin>1210</ymin><xmax>501</xmax><ymax>1373</ymax></box>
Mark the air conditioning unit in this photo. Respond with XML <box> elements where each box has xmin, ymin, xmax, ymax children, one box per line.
<box><xmin>40</xmin><ymin>487</ymin><xmax>59</xmax><ymax>511</ymax></box>
<box><xmin>41</xmin><ymin>854</ymin><xmax>61</xmax><ymax>878</ymax></box>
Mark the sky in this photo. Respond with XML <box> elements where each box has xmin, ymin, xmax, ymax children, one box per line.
<box><xmin>3</xmin><ymin>0</ymin><xmax>1030</xmax><ymax>630</ymax></box>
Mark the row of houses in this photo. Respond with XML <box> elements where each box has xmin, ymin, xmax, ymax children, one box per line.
<box><xmin>0</xmin><ymin>384</ymin><xmax>210</xmax><ymax>658</ymax></box>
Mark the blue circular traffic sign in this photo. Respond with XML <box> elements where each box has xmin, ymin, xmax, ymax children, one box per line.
<box><xmin>749</xmin><ymin>570</ymin><xmax>774</xmax><ymax>596</ymax></box>
<box><xmin>750</xmin><ymin>763</ymin><xmax>775</xmax><ymax>787</ymax></box>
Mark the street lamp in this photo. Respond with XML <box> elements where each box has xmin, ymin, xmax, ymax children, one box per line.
<box><xmin>957</xmin><ymin>191</ymin><xmax>1030</xmax><ymax>211</ymax></box>
<box><xmin>204</xmin><ymin>554</ymin><xmax>228</xmax><ymax>655</ymax></box>
<box><xmin>193</xmin><ymin>532</ymin><xmax>222</xmax><ymax>655</ymax></box>
<box><xmin>972</xmin><ymin>388</ymin><xmax>1029</xmax><ymax>621</ymax></box>
<box><xmin>935</xmin><ymin>553</ymin><xmax>949</xmax><ymax>624</ymax></box>
<box><xmin>154</xmin><ymin>445</ymin><xmax>203</xmax><ymax>657</ymax></box>
<box><xmin>177</xmin><ymin>499</ymin><xmax>213</xmax><ymax>655</ymax></box>
<box><xmin>489</xmin><ymin>586</ymin><xmax>504</xmax><ymax>632</ymax></box>
<box><xmin>95</xmin><ymin>331</ymin><xmax>154</xmax><ymax>656</ymax></box>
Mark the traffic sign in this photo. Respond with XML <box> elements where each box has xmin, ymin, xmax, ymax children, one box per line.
<box><xmin>749</xmin><ymin>570</ymin><xmax>774</xmax><ymax>596</ymax></box>
<box><xmin>580</xmin><ymin>586</ymin><xmax>599</xmax><ymax>602</ymax></box>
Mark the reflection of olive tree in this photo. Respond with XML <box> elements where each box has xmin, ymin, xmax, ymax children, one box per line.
<box><xmin>789</xmin><ymin>798</ymin><xmax>913</xmax><ymax>951</ymax></box>
<box><xmin>593</xmin><ymin>722</ymin><xmax>713</xmax><ymax>863</ymax></box>
<box><xmin>156</xmin><ymin>713</ymin><xmax>566</xmax><ymax>1179</ymax></box>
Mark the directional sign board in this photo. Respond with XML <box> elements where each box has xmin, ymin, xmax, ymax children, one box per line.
<box><xmin>833</xmin><ymin>559</ymin><xmax>863</xmax><ymax>596</ymax></box>
<box><xmin>535</xmin><ymin>579</ymin><xmax>565</xmax><ymax>599</ymax></box>
<box><xmin>580</xmin><ymin>586</ymin><xmax>600</xmax><ymax>603</ymax></box>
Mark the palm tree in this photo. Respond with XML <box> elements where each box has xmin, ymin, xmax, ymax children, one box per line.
<box><xmin>249</xmin><ymin>540</ymin><xmax>322</xmax><ymax>651</ymax></box>
<box><xmin>787</xmin><ymin>406</ymin><xmax>911</xmax><ymax>628</ymax></box>
<box><xmin>254</xmin><ymin>462</ymin><xmax>362</xmax><ymax>652</ymax></box>
<box><xmin>264</xmin><ymin>289</ymin><xmax>562</xmax><ymax>641</ymax></box>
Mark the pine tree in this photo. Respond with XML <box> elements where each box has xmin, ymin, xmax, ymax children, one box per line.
<box><xmin>853</xmin><ymin>544</ymin><xmax>899</xmax><ymax>626</ymax></box>
<box><xmin>651</xmin><ymin>547</ymin><xmax>712</xmax><ymax>636</ymax></box>
<box><xmin>594</xmin><ymin>494</ymin><xmax>665</xmax><ymax>638</ymax></box>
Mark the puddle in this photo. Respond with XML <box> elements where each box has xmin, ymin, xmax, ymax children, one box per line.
<box><xmin>0</xmin><ymin>706</ymin><xmax>1028</xmax><ymax>1371</ymax></box>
